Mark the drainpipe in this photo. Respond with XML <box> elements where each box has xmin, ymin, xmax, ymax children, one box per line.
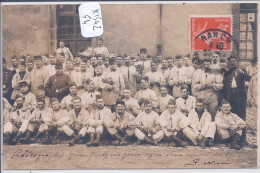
<box><xmin>157</xmin><ymin>4</ymin><xmax>162</xmax><ymax>56</ymax></box>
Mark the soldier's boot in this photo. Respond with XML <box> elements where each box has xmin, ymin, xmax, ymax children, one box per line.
<box><xmin>11</xmin><ymin>131</ymin><xmax>23</xmax><ymax>144</ymax></box>
<box><xmin>30</xmin><ymin>131</ymin><xmax>42</xmax><ymax>143</ymax></box>
<box><xmin>52</xmin><ymin>130</ymin><xmax>62</xmax><ymax>144</ymax></box>
<box><xmin>120</xmin><ymin>134</ymin><xmax>129</xmax><ymax>146</ymax></box>
<box><xmin>68</xmin><ymin>134</ymin><xmax>82</xmax><ymax>146</ymax></box>
<box><xmin>113</xmin><ymin>132</ymin><xmax>124</xmax><ymax>146</ymax></box>
<box><xmin>206</xmin><ymin>137</ymin><xmax>214</xmax><ymax>148</ymax></box>
<box><xmin>20</xmin><ymin>131</ymin><xmax>33</xmax><ymax>143</ymax></box>
<box><xmin>198</xmin><ymin>137</ymin><xmax>207</xmax><ymax>148</ymax></box>
<box><xmin>230</xmin><ymin>133</ymin><xmax>241</xmax><ymax>150</ymax></box>
<box><xmin>41</xmin><ymin>130</ymin><xmax>51</xmax><ymax>144</ymax></box>
<box><xmin>171</xmin><ymin>135</ymin><xmax>189</xmax><ymax>147</ymax></box>
<box><xmin>92</xmin><ymin>132</ymin><xmax>101</xmax><ymax>146</ymax></box>
<box><xmin>144</xmin><ymin>136</ymin><xmax>157</xmax><ymax>146</ymax></box>
<box><xmin>86</xmin><ymin>133</ymin><xmax>95</xmax><ymax>146</ymax></box>
<box><xmin>4</xmin><ymin>132</ymin><xmax>12</xmax><ymax>145</ymax></box>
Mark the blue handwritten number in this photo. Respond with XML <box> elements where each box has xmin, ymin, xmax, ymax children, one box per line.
<box><xmin>92</xmin><ymin>9</ymin><xmax>99</xmax><ymax>14</ymax></box>
<box><xmin>93</xmin><ymin>26</ymin><xmax>101</xmax><ymax>31</ymax></box>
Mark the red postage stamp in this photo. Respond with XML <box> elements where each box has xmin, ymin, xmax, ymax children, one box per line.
<box><xmin>190</xmin><ymin>16</ymin><xmax>232</xmax><ymax>51</ymax></box>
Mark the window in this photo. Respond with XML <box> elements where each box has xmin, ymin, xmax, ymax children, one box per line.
<box><xmin>57</xmin><ymin>5</ymin><xmax>92</xmax><ymax>55</ymax></box>
<box><xmin>239</xmin><ymin>4</ymin><xmax>257</xmax><ymax>60</ymax></box>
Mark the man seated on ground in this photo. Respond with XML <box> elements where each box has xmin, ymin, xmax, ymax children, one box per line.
<box><xmin>122</xmin><ymin>87</ymin><xmax>141</xmax><ymax>117</ymax></box>
<box><xmin>4</xmin><ymin>95</ymin><xmax>31</xmax><ymax>145</ymax></box>
<box><xmin>159</xmin><ymin>98</ymin><xmax>193</xmax><ymax>147</ymax></box>
<box><xmin>29</xmin><ymin>99</ymin><xmax>53</xmax><ymax>144</ymax></box>
<box><xmin>176</xmin><ymin>85</ymin><xmax>196</xmax><ymax>116</ymax></box>
<box><xmin>134</xmin><ymin>100</ymin><xmax>164</xmax><ymax>145</ymax></box>
<box><xmin>158</xmin><ymin>86</ymin><xmax>174</xmax><ymax>114</ymax></box>
<box><xmin>85</xmin><ymin>95</ymin><xmax>112</xmax><ymax>146</ymax></box>
<box><xmin>188</xmin><ymin>99</ymin><xmax>216</xmax><ymax>148</ymax></box>
<box><xmin>12</xmin><ymin>98</ymin><xmax>52</xmax><ymax>144</ymax></box>
<box><xmin>67</xmin><ymin>96</ymin><xmax>91</xmax><ymax>146</ymax></box>
<box><xmin>49</xmin><ymin>98</ymin><xmax>71</xmax><ymax>144</ymax></box>
<box><xmin>215</xmin><ymin>99</ymin><xmax>246</xmax><ymax>150</ymax></box>
<box><xmin>105</xmin><ymin>101</ymin><xmax>137</xmax><ymax>146</ymax></box>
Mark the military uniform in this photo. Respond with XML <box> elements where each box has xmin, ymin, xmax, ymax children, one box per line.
<box><xmin>3</xmin><ymin>68</ymin><xmax>15</xmax><ymax>104</ymax></box>
<box><xmin>11</xmin><ymin>71</ymin><xmax>31</xmax><ymax>100</ymax></box>
<box><xmin>45</xmin><ymin>73</ymin><xmax>71</xmax><ymax>101</ymax></box>
<box><xmin>158</xmin><ymin>94</ymin><xmax>174</xmax><ymax>113</ymax></box>
<box><xmin>134</xmin><ymin>88</ymin><xmax>158</xmax><ymax>109</ymax></box>
<box><xmin>176</xmin><ymin>95</ymin><xmax>197</xmax><ymax>116</ymax></box>
<box><xmin>30</xmin><ymin>67</ymin><xmax>49</xmax><ymax>94</ymax></box>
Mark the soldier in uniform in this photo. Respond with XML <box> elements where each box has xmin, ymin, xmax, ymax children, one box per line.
<box><xmin>11</xmin><ymin>62</ymin><xmax>31</xmax><ymax>100</ymax></box>
<box><xmin>56</xmin><ymin>41</ymin><xmax>74</xmax><ymax>60</ymax></box>
<box><xmin>27</xmin><ymin>99</ymin><xmax>53</xmax><ymax>144</ymax></box>
<box><xmin>3</xmin><ymin>58</ymin><xmax>15</xmax><ymax>105</ymax></box>
<box><xmin>61</xmin><ymin>82</ymin><xmax>80</xmax><ymax>111</ymax></box>
<box><xmin>4</xmin><ymin>95</ymin><xmax>31</xmax><ymax>145</ymax></box>
<box><xmin>159</xmin><ymin>99</ymin><xmax>191</xmax><ymax>147</ymax></box>
<box><xmin>134</xmin><ymin>100</ymin><xmax>164</xmax><ymax>145</ymax></box>
<box><xmin>26</xmin><ymin>58</ymin><xmax>34</xmax><ymax>75</ymax></box>
<box><xmin>49</xmin><ymin>98</ymin><xmax>70</xmax><ymax>144</ymax></box>
<box><xmin>176</xmin><ymin>85</ymin><xmax>196</xmax><ymax>116</ymax></box>
<box><xmin>122</xmin><ymin>88</ymin><xmax>141</xmax><ymax>117</ymax></box>
<box><xmin>105</xmin><ymin>101</ymin><xmax>137</xmax><ymax>145</ymax></box>
<box><xmin>134</xmin><ymin>76</ymin><xmax>158</xmax><ymax>110</ymax></box>
<box><xmin>158</xmin><ymin>86</ymin><xmax>174</xmax><ymax>114</ymax></box>
<box><xmin>194</xmin><ymin>58</ymin><xmax>223</xmax><ymax>120</ymax></box>
<box><xmin>9</xmin><ymin>55</ymin><xmax>19</xmax><ymax>74</ymax></box>
<box><xmin>67</xmin><ymin>96</ymin><xmax>91</xmax><ymax>146</ymax></box>
<box><xmin>222</xmin><ymin>56</ymin><xmax>251</xmax><ymax>144</ymax></box>
<box><xmin>13</xmin><ymin>81</ymin><xmax>37</xmax><ymax>113</ymax></box>
<box><xmin>45</xmin><ymin>62</ymin><xmax>72</xmax><ymax>102</ymax></box>
<box><xmin>93</xmin><ymin>37</ymin><xmax>109</xmax><ymax>57</ymax></box>
<box><xmin>36</xmin><ymin>85</ymin><xmax>51</xmax><ymax>108</ymax></box>
<box><xmin>30</xmin><ymin>56</ymin><xmax>50</xmax><ymax>94</ymax></box>
<box><xmin>215</xmin><ymin>100</ymin><xmax>246</xmax><ymax>150</ymax></box>
<box><xmin>85</xmin><ymin>95</ymin><xmax>111</xmax><ymax>146</ymax></box>
<box><xmin>187</xmin><ymin>99</ymin><xmax>216</xmax><ymax>148</ymax></box>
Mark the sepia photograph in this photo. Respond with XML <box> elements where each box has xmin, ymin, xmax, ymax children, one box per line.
<box><xmin>1</xmin><ymin>1</ymin><xmax>259</xmax><ymax>170</ymax></box>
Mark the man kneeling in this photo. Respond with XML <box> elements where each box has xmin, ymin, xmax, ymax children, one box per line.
<box><xmin>105</xmin><ymin>101</ymin><xmax>137</xmax><ymax>146</ymax></box>
<box><xmin>134</xmin><ymin>100</ymin><xmax>164</xmax><ymax>145</ymax></box>
<box><xmin>188</xmin><ymin>99</ymin><xmax>216</xmax><ymax>148</ymax></box>
<box><xmin>215</xmin><ymin>100</ymin><xmax>246</xmax><ymax>150</ymax></box>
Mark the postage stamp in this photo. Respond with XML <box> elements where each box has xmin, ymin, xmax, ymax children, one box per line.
<box><xmin>190</xmin><ymin>16</ymin><xmax>232</xmax><ymax>51</ymax></box>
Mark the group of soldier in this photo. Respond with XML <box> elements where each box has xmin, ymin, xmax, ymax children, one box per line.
<box><xmin>2</xmin><ymin>39</ymin><xmax>257</xmax><ymax>150</ymax></box>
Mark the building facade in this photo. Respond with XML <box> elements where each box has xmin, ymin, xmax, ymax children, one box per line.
<box><xmin>2</xmin><ymin>3</ymin><xmax>258</xmax><ymax>66</ymax></box>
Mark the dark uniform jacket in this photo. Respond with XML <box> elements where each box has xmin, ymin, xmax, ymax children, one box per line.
<box><xmin>45</xmin><ymin>73</ymin><xmax>71</xmax><ymax>101</ymax></box>
<box><xmin>3</xmin><ymin>68</ymin><xmax>15</xmax><ymax>104</ymax></box>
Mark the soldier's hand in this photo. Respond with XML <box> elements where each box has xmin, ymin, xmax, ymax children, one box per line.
<box><xmin>197</xmin><ymin>134</ymin><xmax>203</xmax><ymax>141</ymax></box>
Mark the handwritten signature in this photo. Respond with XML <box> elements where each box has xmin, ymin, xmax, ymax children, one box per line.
<box><xmin>184</xmin><ymin>158</ymin><xmax>231</xmax><ymax>167</ymax></box>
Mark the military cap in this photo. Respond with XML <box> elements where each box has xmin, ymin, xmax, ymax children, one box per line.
<box><xmin>184</xmin><ymin>54</ymin><xmax>190</xmax><ymax>58</ymax></box>
<box><xmin>175</xmin><ymin>54</ymin><xmax>183</xmax><ymax>59</ymax></box>
<box><xmin>96</xmin><ymin>94</ymin><xmax>103</xmax><ymax>100</ymax></box>
<box><xmin>55</xmin><ymin>62</ymin><xmax>63</xmax><ymax>69</ymax></box>
<box><xmin>11</xmin><ymin>55</ymin><xmax>18</xmax><ymax>61</ymax></box>
<box><xmin>19</xmin><ymin>61</ymin><xmax>26</xmax><ymax>66</ymax></box>
<box><xmin>140</xmin><ymin>48</ymin><xmax>147</xmax><ymax>54</ymax></box>
<box><xmin>196</xmin><ymin>99</ymin><xmax>204</xmax><ymax>103</ymax></box>
<box><xmin>34</xmin><ymin>56</ymin><xmax>42</xmax><ymax>60</ymax></box>
<box><xmin>203</xmin><ymin>58</ymin><xmax>211</xmax><ymax>63</ymax></box>
<box><xmin>141</xmin><ymin>76</ymin><xmax>149</xmax><ymax>82</ymax></box>
<box><xmin>18</xmin><ymin>80</ymin><xmax>28</xmax><ymax>87</ymax></box>
<box><xmin>19</xmin><ymin>55</ymin><xmax>26</xmax><ymax>62</ymax></box>
<box><xmin>143</xmin><ymin>99</ymin><xmax>152</xmax><ymax>106</ymax></box>
<box><xmin>15</xmin><ymin>94</ymin><xmax>23</xmax><ymax>100</ymax></box>
<box><xmin>227</xmin><ymin>55</ymin><xmax>237</xmax><ymax>62</ymax></box>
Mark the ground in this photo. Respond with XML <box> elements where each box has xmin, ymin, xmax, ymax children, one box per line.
<box><xmin>2</xmin><ymin>106</ymin><xmax>258</xmax><ymax>169</ymax></box>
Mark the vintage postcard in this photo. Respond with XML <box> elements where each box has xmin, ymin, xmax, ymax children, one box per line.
<box><xmin>1</xmin><ymin>1</ymin><xmax>259</xmax><ymax>170</ymax></box>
